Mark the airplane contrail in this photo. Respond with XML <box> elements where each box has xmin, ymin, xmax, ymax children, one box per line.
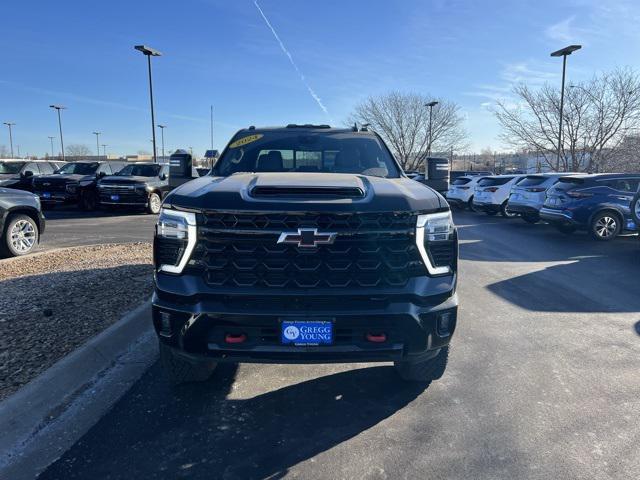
<box><xmin>253</xmin><ymin>0</ymin><xmax>331</xmax><ymax>121</ymax></box>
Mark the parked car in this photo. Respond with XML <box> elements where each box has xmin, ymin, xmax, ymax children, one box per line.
<box><xmin>446</xmin><ymin>175</ymin><xmax>483</xmax><ymax>210</ymax></box>
<box><xmin>507</xmin><ymin>173</ymin><xmax>583</xmax><ymax>224</ymax></box>
<box><xmin>153</xmin><ymin>124</ymin><xmax>458</xmax><ymax>385</ymax></box>
<box><xmin>540</xmin><ymin>173</ymin><xmax>640</xmax><ymax>240</ymax></box>
<box><xmin>0</xmin><ymin>160</ymin><xmax>65</xmax><ymax>192</ymax></box>
<box><xmin>472</xmin><ymin>175</ymin><xmax>526</xmax><ymax>217</ymax></box>
<box><xmin>97</xmin><ymin>163</ymin><xmax>170</xmax><ymax>214</ymax></box>
<box><xmin>0</xmin><ymin>187</ymin><xmax>45</xmax><ymax>257</ymax></box>
<box><xmin>32</xmin><ymin>160</ymin><xmax>126</xmax><ymax>210</ymax></box>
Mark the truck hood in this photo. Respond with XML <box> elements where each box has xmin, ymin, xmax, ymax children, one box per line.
<box><xmin>165</xmin><ymin>173</ymin><xmax>445</xmax><ymax>213</ymax></box>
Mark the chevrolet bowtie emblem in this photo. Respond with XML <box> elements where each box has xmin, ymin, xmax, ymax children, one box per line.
<box><xmin>277</xmin><ymin>228</ymin><xmax>337</xmax><ymax>248</ymax></box>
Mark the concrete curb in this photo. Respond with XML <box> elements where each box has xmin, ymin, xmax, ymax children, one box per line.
<box><xmin>0</xmin><ymin>300</ymin><xmax>157</xmax><ymax>480</ymax></box>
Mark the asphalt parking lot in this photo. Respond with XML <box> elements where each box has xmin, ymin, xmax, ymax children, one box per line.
<box><xmin>37</xmin><ymin>208</ymin><xmax>157</xmax><ymax>251</ymax></box>
<box><xmin>35</xmin><ymin>211</ymin><xmax>639</xmax><ymax>480</ymax></box>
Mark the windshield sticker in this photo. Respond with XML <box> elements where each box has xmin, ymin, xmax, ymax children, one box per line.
<box><xmin>229</xmin><ymin>134</ymin><xmax>263</xmax><ymax>149</ymax></box>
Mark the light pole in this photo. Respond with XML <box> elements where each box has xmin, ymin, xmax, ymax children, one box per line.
<box><xmin>49</xmin><ymin>105</ymin><xmax>66</xmax><ymax>161</ymax></box>
<box><xmin>48</xmin><ymin>136</ymin><xmax>55</xmax><ymax>158</ymax></box>
<box><xmin>92</xmin><ymin>131</ymin><xmax>101</xmax><ymax>157</ymax></box>
<box><xmin>3</xmin><ymin>122</ymin><xmax>15</xmax><ymax>158</ymax></box>
<box><xmin>157</xmin><ymin>124</ymin><xmax>166</xmax><ymax>161</ymax></box>
<box><xmin>425</xmin><ymin>101</ymin><xmax>439</xmax><ymax>158</ymax></box>
<box><xmin>551</xmin><ymin>45</ymin><xmax>581</xmax><ymax>171</ymax></box>
<box><xmin>134</xmin><ymin>45</ymin><xmax>162</xmax><ymax>163</ymax></box>
<box><xmin>102</xmin><ymin>144</ymin><xmax>107</xmax><ymax>157</ymax></box>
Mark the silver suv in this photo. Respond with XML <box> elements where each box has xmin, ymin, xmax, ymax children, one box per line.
<box><xmin>507</xmin><ymin>173</ymin><xmax>582</xmax><ymax>223</ymax></box>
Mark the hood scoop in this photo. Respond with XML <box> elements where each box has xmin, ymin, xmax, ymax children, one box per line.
<box><xmin>251</xmin><ymin>185</ymin><xmax>364</xmax><ymax>198</ymax></box>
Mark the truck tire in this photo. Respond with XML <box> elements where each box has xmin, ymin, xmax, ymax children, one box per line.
<box><xmin>394</xmin><ymin>346</ymin><xmax>449</xmax><ymax>383</ymax></box>
<box><xmin>147</xmin><ymin>192</ymin><xmax>162</xmax><ymax>214</ymax></box>
<box><xmin>159</xmin><ymin>342</ymin><xmax>217</xmax><ymax>385</ymax></box>
<box><xmin>80</xmin><ymin>190</ymin><xmax>98</xmax><ymax>211</ymax></box>
<box><xmin>1</xmin><ymin>213</ymin><xmax>39</xmax><ymax>257</ymax></box>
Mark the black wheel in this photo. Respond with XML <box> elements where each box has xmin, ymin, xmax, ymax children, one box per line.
<box><xmin>159</xmin><ymin>342</ymin><xmax>217</xmax><ymax>385</ymax></box>
<box><xmin>554</xmin><ymin>224</ymin><xmax>576</xmax><ymax>235</ymax></box>
<box><xmin>394</xmin><ymin>346</ymin><xmax>449</xmax><ymax>383</ymax></box>
<box><xmin>80</xmin><ymin>190</ymin><xmax>98</xmax><ymax>211</ymax></box>
<box><xmin>468</xmin><ymin>197</ymin><xmax>479</xmax><ymax>212</ymax></box>
<box><xmin>147</xmin><ymin>192</ymin><xmax>162</xmax><ymax>214</ymax></box>
<box><xmin>1</xmin><ymin>213</ymin><xmax>39</xmax><ymax>257</ymax></box>
<box><xmin>522</xmin><ymin>214</ymin><xmax>539</xmax><ymax>224</ymax></box>
<box><xmin>501</xmin><ymin>201</ymin><xmax>518</xmax><ymax>218</ymax></box>
<box><xmin>590</xmin><ymin>211</ymin><xmax>621</xmax><ymax>241</ymax></box>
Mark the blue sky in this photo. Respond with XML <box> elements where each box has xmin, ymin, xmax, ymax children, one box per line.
<box><xmin>1</xmin><ymin>0</ymin><xmax>639</xmax><ymax>157</ymax></box>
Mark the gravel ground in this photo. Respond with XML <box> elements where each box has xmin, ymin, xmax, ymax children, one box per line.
<box><xmin>0</xmin><ymin>243</ymin><xmax>153</xmax><ymax>401</ymax></box>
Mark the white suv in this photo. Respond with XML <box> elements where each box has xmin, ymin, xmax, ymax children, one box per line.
<box><xmin>446</xmin><ymin>175</ymin><xmax>483</xmax><ymax>211</ymax></box>
<box><xmin>472</xmin><ymin>175</ymin><xmax>526</xmax><ymax>217</ymax></box>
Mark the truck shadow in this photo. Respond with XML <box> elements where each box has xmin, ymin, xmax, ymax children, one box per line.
<box><xmin>39</xmin><ymin>363</ymin><xmax>429</xmax><ymax>479</ymax></box>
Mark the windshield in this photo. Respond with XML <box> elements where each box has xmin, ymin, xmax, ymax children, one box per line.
<box><xmin>213</xmin><ymin>131</ymin><xmax>400</xmax><ymax>178</ymax></box>
<box><xmin>117</xmin><ymin>164</ymin><xmax>161</xmax><ymax>177</ymax></box>
<box><xmin>0</xmin><ymin>161</ymin><xmax>25</xmax><ymax>174</ymax></box>
<box><xmin>56</xmin><ymin>162</ymin><xmax>99</xmax><ymax>175</ymax></box>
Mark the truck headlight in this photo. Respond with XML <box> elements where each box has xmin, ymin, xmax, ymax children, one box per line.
<box><xmin>416</xmin><ymin>211</ymin><xmax>456</xmax><ymax>276</ymax></box>
<box><xmin>155</xmin><ymin>208</ymin><xmax>197</xmax><ymax>274</ymax></box>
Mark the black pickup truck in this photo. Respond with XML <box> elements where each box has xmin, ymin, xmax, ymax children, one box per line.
<box><xmin>152</xmin><ymin>125</ymin><xmax>458</xmax><ymax>384</ymax></box>
<box><xmin>97</xmin><ymin>163</ymin><xmax>170</xmax><ymax>214</ymax></box>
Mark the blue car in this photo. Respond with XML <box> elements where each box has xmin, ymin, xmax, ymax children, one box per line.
<box><xmin>540</xmin><ymin>173</ymin><xmax>640</xmax><ymax>240</ymax></box>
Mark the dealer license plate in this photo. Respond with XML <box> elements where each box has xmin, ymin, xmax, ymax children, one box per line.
<box><xmin>281</xmin><ymin>320</ymin><xmax>333</xmax><ymax>345</ymax></box>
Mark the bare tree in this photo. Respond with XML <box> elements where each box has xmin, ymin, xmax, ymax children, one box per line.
<box><xmin>349</xmin><ymin>92</ymin><xmax>468</xmax><ymax>171</ymax></box>
<box><xmin>65</xmin><ymin>144</ymin><xmax>92</xmax><ymax>157</ymax></box>
<box><xmin>493</xmin><ymin>68</ymin><xmax>640</xmax><ymax>172</ymax></box>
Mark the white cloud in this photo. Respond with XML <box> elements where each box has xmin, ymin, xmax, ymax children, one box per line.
<box><xmin>545</xmin><ymin>16</ymin><xmax>579</xmax><ymax>43</ymax></box>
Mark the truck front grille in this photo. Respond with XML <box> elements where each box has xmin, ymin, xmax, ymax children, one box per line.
<box><xmin>190</xmin><ymin>212</ymin><xmax>425</xmax><ymax>289</ymax></box>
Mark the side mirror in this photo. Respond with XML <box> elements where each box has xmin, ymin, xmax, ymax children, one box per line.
<box><xmin>23</xmin><ymin>170</ymin><xmax>34</xmax><ymax>178</ymax></box>
<box><xmin>97</xmin><ymin>171</ymin><xmax>107</xmax><ymax>178</ymax></box>
<box><xmin>160</xmin><ymin>173</ymin><xmax>167</xmax><ymax>181</ymax></box>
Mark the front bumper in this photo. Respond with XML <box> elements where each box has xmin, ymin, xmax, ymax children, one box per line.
<box><xmin>98</xmin><ymin>190</ymin><xmax>148</xmax><ymax>207</ymax></box>
<box><xmin>153</xmin><ymin>274</ymin><xmax>458</xmax><ymax>364</ymax></box>
<box><xmin>34</xmin><ymin>191</ymin><xmax>77</xmax><ymax>204</ymax></box>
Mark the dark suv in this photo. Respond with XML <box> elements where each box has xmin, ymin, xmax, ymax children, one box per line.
<box><xmin>540</xmin><ymin>173</ymin><xmax>640</xmax><ymax>240</ymax></box>
<box><xmin>32</xmin><ymin>160</ymin><xmax>126</xmax><ymax>210</ymax></box>
<box><xmin>153</xmin><ymin>125</ymin><xmax>458</xmax><ymax>385</ymax></box>
<box><xmin>98</xmin><ymin>163</ymin><xmax>170</xmax><ymax>214</ymax></box>
<box><xmin>0</xmin><ymin>160</ymin><xmax>65</xmax><ymax>192</ymax></box>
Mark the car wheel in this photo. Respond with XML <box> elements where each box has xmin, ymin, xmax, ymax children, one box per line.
<box><xmin>80</xmin><ymin>191</ymin><xmax>98</xmax><ymax>211</ymax></box>
<box><xmin>522</xmin><ymin>214</ymin><xmax>539</xmax><ymax>224</ymax></box>
<box><xmin>468</xmin><ymin>197</ymin><xmax>479</xmax><ymax>212</ymax></box>
<box><xmin>501</xmin><ymin>201</ymin><xmax>518</xmax><ymax>218</ymax></box>
<box><xmin>1</xmin><ymin>214</ymin><xmax>39</xmax><ymax>257</ymax></box>
<box><xmin>159</xmin><ymin>342</ymin><xmax>217</xmax><ymax>386</ymax></box>
<box><xmin>554</xmin><ymin>224</ymin><xmax>576</xmax><ymax>235</ymax></box>
<box><xmin>394</xmin><ymin>346</ymin><xmax>449</xmax><ymax>383</ymax></box>
<box><xmin>147</xmin><ymin>192</ymin><xmax>162</xmax><ymax>214</ymax></box>
<box><xmin>590</xmin><ymin>211</ymin><xmax>621</xmax><ymax>241</ymax></box>
<box><xmin>632</xmin><ymin>192</ymin><xmax>640</xmax><ymax>226</ymax></box>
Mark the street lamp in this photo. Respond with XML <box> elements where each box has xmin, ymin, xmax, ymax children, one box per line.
<box><xmin>425</xmin><ymin>101</ymin><xmax>439</xmax><ymax>157</ymax></box>
<box><xmin>3</xmin><ymin>122</ymin><xmax>15</xmax><ymax>158</ymax></box>
<box><xmin>551</xmin><ymin>44</ymin><xmax>582</xmax><ymax>171</ymax></box>
<box><xmin>134</xmin><ymin>44</ymin><xmax>162</xmax><ymax>163</ymax></box>
<box><xmin>48</xmin><ymin>136</ymin><xmax>55</xmax><ymax>158</ymax></box>
<box><xmin>157</xmin><ymin>124</ymin><xmax>166</xmax><ymax>162</ymax></box>
<box><xmin>49</xmin><ymin>105</ymin><xmax>67</xmax><ymax>161</ymax></box>
<box><xmin>92</xmin><ymin>131</ymin><xmax>101</xmax><ymax>157</ymax></box>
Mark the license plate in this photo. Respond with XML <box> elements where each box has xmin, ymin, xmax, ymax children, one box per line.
<box><xmin>281</xmin><ymin>320</ymin><xmax>333</xmax><ymax>345</ymax></box>
<box><xmin>42</xmin><ymin>192</ymin><xmax>51</xmax><ymax>199</ymax></box>
<box><xmin>547</xmin><ymin>197</ymin><xmax>559</xmax><ymax>206</ymax></box>
<box><xmin>110</xmin><ymin>194</ymin><xmax>120</xmax><ymax>201</ymax></box>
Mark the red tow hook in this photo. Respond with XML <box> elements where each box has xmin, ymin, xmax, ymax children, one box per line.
<box><xmin>225</xmin><ymin>333</ymin><xmax>247</xmax><ymax>344</ymax></box>
<box><xmin>366</xmin><ymin>333</ymin><xmax>387</xmax><ymax>343</ymax></box>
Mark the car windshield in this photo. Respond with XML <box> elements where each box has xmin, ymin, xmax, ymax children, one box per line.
<box><xmin>0</xmin><ymin>161</ymin><xmax>25</xmax><ymax>174</ymax></box>
<box><xmin>478</xmin><ymin>177</ymin><xmax>514</xmax><ymax>187</ymax></box>
<box><xmin>117</xmin><ymin>164</ymin><xmax>161</xmax><ymax>177</ymax></box>
<box><xmin>56</xmin><ymin>162</ymin><xmax>99</xmax><ymax>175</ymax></box>
<box><xmin>213</xmin><ymin>131</ymin><xmax>401</xmax><ymax>178</ymax></box>
<box><xmin>517</xmin><ymin>176</ymin><xmax>547</xmax><ymax>187</ymax></box>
